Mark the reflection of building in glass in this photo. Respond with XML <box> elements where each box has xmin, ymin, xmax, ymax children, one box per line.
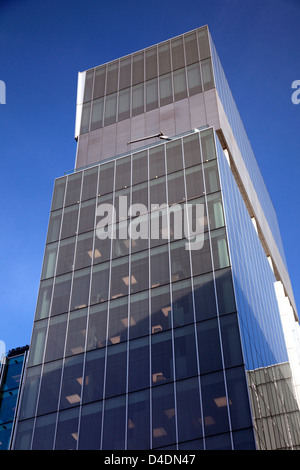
<box><xmin>0</xmin><ymin>346</ymin><xmax>29</xmax><ymax>450</ymax></box>
<box><xmin>11</xmin><ymin>26</ymin><xmax>300</xmax><ymax>450</ymax></box>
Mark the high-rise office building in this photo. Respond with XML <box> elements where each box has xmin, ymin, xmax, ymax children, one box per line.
<box><xmin>11</xmin><ymin>26</ymin><xmax>300</xmax><ymax>450</ymax></box>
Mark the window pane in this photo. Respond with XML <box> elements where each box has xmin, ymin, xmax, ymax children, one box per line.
<box><xmin>146</xmin><ymin>78</ymin><xmax>158</xmax><ymax>111</ymax></box>
<box><xmin>54</xmin><ymin>407</ymin><xmax>80</xmax><ymax>450</ymax></box>
<box><xmin>129</xmin><ymin>290</ymin><xmax>149</xmax><ymax>340</ymax></box>
<box><xmin>173</xmin><ymin>68</ymin><xmax>187</xmax><ymax>101</ymax></box>
<box><xmin>105</xmin><ymin>343</ymin><xmax>127</xmax><ymax>398</ymax></box>
<box><xmin>51</xmin><ymin>178</ymin><xmax>66</xmax><ymax>211</ymax></box>
<box><xmin>185</xmin><ymin>165</ymin><xmax>205</xmax><ymax>200</ymax></box>
<box><xmin>56</xmin><ymin>237</ymin><xmax>76</xmax><ymax>275</ymax></box>
<box><xmin>93</xmin><ymin>231</ymin><xmax>111</xmax><ymax>264</ymax></box>
<box><xmin>132</xmin><ymin>52</ymin><xmax>144</xmax><ymax>85</ymax></box>
<box><xmin>82</xmin><ymin>349</ymin><xmax>105</xmax><ymax>404</ymax></box>
<box><xmin>149</xmin><ymin>145</ymin><xmax>165</xmax><ymax>180</ymax></box>
<box><xmin>170</xmin><ymin>239</ymin><xmax>191</xmax><ymax>282</ymax></box>
<box><xmin>191</xmin><ymin>232</ymin><xmax>212</xmax><ymax>276</ymax></box>
<box><xmin>102</xmin><ymin>396</ymin><xmax>126</xmax><ymax>450</ymax></box>
<box><xmin>203</xmin><ymin>160</ymin><xmax>220</xmax><ymax>193</ymax></box>
<box><xmin>211</xmin><ymin>228</ymin><xmax>230</xmax><ymax>270</ymax></box>
<box><xmin>70</xmin><ymin>268</ymin><xmax>90</xmax><ymax>311</ymax></box>
<box><xmin>90</xmin><ymin>262</ymin><xmax>110</xmax><ymax>304</ymax></box>
<box><xmin>130</xmin><ymin>250</ymin><xmax>149</xmax><ymax>294</ymax></box>
<box><xmin>98</xmin><ymin>161</ymin><xmax>115</xmax><ymax>196</ymax></box>
<box><xmin>35</xmin><ymin>279</ymin><xmax>53</xmax><ymax>320</ymax></box>
<box><xmin>93</xmin><ymin>66</ymin><xmax>106</xmax><ymax>99</ymax></box>
<box><xmin>146</xmin><ymin>46</ymin><xmax>157</xmax><ymax>80</ymax></box>
<box><xmin>78</xmin><ymin>199</ymin><xmax>96</xmax><ymax>233</ymax></box>
<box><xmin>90</xmin><ymin>97</ymin><xmax>104</xmax><ymax>130</ymax></box>
<box><xmin>171</xmin><ymin>37</ymin><xmax>185</xmax><ymax>70</ymax></box>
<box><xmin>110</xmin><ymin>256</ymin><xmax>129</xmax><ymax>299</ymax></box>
<box><xmin>166</xmin><ymin>139</ymin><xmax>183</xmax><ymax>173</ymax></box>
<box><xmin>201</xmin><ymin>371</ymin><xmax>230</xmax><ymax>437</ymax></box>
<box><xmin>86</xmin><ymin>302</ymin><xmax>108</xmax><ymax>350</ymax></box>
<box><xmin>41</xmin><ymin>242</ymin><xmax>58</xmax><ymax>279</ymax></box>
<box><xmin>215</xmin><ymin>268</ymin><xmax>236</xmax><ymax>315</ymax></box>
<box><xmin>132</xmin><ymin>150</ymin><xmax>148</xmax><ymax>185</ymax></box>
<box><xmin>51</xmin><ymin>273</ymin><xmax>72</xmax><ymax>316</ymax></box>
<box><xmin>159</xmin><ymin>73</ymin><xmax>173</xmax><ymax>106</ymax></box>
<box><xmin>80</xmin><ymin>102</ymin><xmax>91</xmax><ymax>134</ymax></box>
<box><xmin>119</xmin><ymin>57</ymin><xmax>131</xmax><ymax>90</ymax></box>
<box><xmin>184</xmin><ymin>32</ymin><xmax>199</xmax><ymax>65</ymax></box>
<box><xmin>193</xmin><ymin>272</ymin><xmax>217</xmax><ymax>321</ymax></box>
<box><xmin>201</xmin><ymin>58</ymin><xmax>214</xmax><ymax>91</ymax></box>
<box><xmin>220</xmin><ymin>314</ymin><xmax>243</xmax><ymax>368</ymax></box>
<box><xmin>151</xmin><ymin>330</ymin><xmax>173</xmax><ymax>385</ymax></box>
<box><xmin>167</xmin><ymin>171</ymin><xmax>185</xmax><ymax>205</ymax></box>
<box><xmin>118</xmin><ymin>88</ymin><xmax>130</xmax><ymax>121</ymax></box>
<box><xmin>27</xmin><ymin>319</ymin><xmax>47</xmax><ymax>366</ymax></box>
<box><xmin>158</xmin><ymin>42</ymin><xmax>171</xmax><ymax>75</ymax></box>
<box><xmin>172</xmin><ymin>278</ymin><xmax>194</xmax><ymax>327</ymax></box>
<box><xmin>201</xmin><ymin>128</ymin><xmax>216</xmax><ymax>162</ymax></box>
<box><xmin>32</xmin><ymin>414</ymin><xmax>56</xmax><ymax>450</ymax></box>
<box><xmin>65</xmin><ymin>172</ymin><xmax>82</xmax><ymax>206</ymax></box>
<box><xmin>104</xmin><ymin>93</ymin><xmax>117</xmax><ymax>126</ymax></box>
<box><xmin>152</xmin><ymin>383</ymin><xmax>176</xmax><ymax>448</ymax></box>
<box><xmin>176</xmin><ymin>378</ymin><xmax>202</xmax><ymax>442</ymax></box>
<box><xmin>150</xmin><ymin>176</ymin><xmax>167</xmax><ymax>210</ymax></box>
<box><xmin>47</xmin><ymin>209</ymin><xmax>62</xmax><ymax>243</ymax></box>
<box><xmin>106</xmin><ymin>61</ymin><xmax>118</xmax><ymax>94</ymax></box>
<box><xmin>197</xmin><ymin>318</ymin><xmax>223</xmax><ymax>374</ymax></box>
<box><xmin>187</xmin><ymin>63</ymin><xmax>202</xmax><ymax>95</ymax></box>
<box><xmin>18</xmin><ymin>366</ymin><xmax>41</xmax><ymax>420</ymax></box>
<box><xmin>174</xmin><ymin>326</ymin><xmax>198</xmax><ymax>380</ymax></box>
<box><xmin>127</xmin><ymin>390</ymin><xmax>150</xmax><ymax>449</ymax></box>
<box><xmin>37</xmin><ymin>360</ymin><xmax>63</xmax><ymax>415</ymax></box>
<box><xmin>128</xmin><ymin>337</ymin><xmax>150</xmax><ymax>392</ymax></box>
<box><xmin>150</xmin><ymin>244</ymin><xmax>170</xmax><ymax>288</ymax></box>
<box><xmin>59</xmin><ymin>354</ymin><xmax>84</xmax><ymax>410</ymax></box>
<box><xmin>108</xmin><ymin>296</ymin><xmax>128</xmax><ymax>345</ymax></box>
<box><xmin>115</xmin><ymin>155</ymin><xmax>131</xmax><ymax>191</ymax></box>
<box><xmin>75</xmin><ymin>231</ymin><xmax>94</xmax><ymax>269</ymax></box>
<box><xmin>226</xmin><ymin>367</ymin><xmax>253</xmax><ymax>430</ymax></box>
<box><xmin>151</xmin><ymin>284</ymin><xmax>171</xmax><ymax>334</ymax></box>
<box><xmin>78</xmin><ymin>402</ymin><xmax>102</xmax><ymax>450</ymax></box>
<box><xmin>183</xmin><ymin>132</ymin><xmax>201</xmax><ymax>167</ymax></box>
<box><xmin>44</xmin><ymin>313</ymin><xmax>67</xmax><ymax>362</ymax></box>
<box><xmin>207</xmin><ymin>192</ymin><xmax>225</xmax><ymax>229</ymax></box>
<box><xmin>65</xmin><ymin>308</ymin><xmax>88</xmax><ymax>356</ymax></box>
<box><xmin>197</xmin><ymin>28</ymin><xmax>211</xmax><ymax>60</ymax></box>
<box><xmin>132</xmin><ymin>83</ymin><xmax>144</xmax><ymax>116</ymax></box>
<box><xmin>61</xmin><ymin>205</ymin><xmax>79</xmax><ymax>239</ymax></box>
<box><xmin>81</xmin><ymin>167</ymin><xmax>98</xmax><ymax>201</ymax></box>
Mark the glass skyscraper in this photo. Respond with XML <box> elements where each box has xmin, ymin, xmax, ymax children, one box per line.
<box><xmin>11</xmin><ymin>26</ymin><xmax>300</xmax><ymax>450</ymax></box>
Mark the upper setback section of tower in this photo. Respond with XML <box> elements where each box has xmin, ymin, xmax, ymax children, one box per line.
<box><xmin>74</xmin><ymin>25</ymin><xmax>297</xmax><ymax>318</ymax></box>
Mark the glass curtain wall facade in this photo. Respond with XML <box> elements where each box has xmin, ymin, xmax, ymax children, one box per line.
<box><xmin>11</xmin><ymin>26</ymin><xmax>300</xmax><ymax>450</ymax></box>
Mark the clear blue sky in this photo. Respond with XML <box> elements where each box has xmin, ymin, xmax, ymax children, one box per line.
<box><xmin>0</xmin><ymin>0</ymin><xmax>299</xmax><ymax>353</ymax></box>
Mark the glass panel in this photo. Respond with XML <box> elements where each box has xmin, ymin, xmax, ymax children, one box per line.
<box><xmin>197</xmin><ymin>318</ymin><xmax>223</xmax><ymax>374</ymax></box>
<box><xmin>32</xmin><ymin>413</ymin><xmax>56</xmax><ymax>450</ymax></box>
<box><xmin>51</xmin><ymin>178</ymin><xmax>66</xmax><ymax>211</ymax></box>
<box><xmin>47</xmin><ymin>209</ymin><xmax>62</xmax><ymax>243</ymax></box>
<box><xmin>54</xmin><ymin>407</ymin><xmax>80</xmax><ymax>450</ymax></box>
<box><xmin>105</xmin><ymin>342</ymin><xmax>127</xmax><ymax>398</ymax></box>
<box><xmin>110</xmin><ymin>256</ymin><xmax>129</xmax><ymax>299</ymax></box>
<box><xmin>129</xmin><ymin>290</ymin><xmax>149</xmax><ymax>340</ymax></box>
<box><xmin>172</xmin><ymin>278</ymin><xmax>194</xmax><ymax>327</ymax></box>
<box><xmin>152</xmin><ymin>383</ymin><xmax>176</xmax><ymax>448</ymax></box>
<box><xmin>176</xmin><ymin>377</ymin><xmax>203</xmax><ymax>442</ymax></box>
<box><xmin>112</xmin><ymin>220</ymin><xmax>130</xmax><ymax>258</ymax></box>
<box><xmin>90</xmin><ymin>262</ymin><xmax>110</xmax><ymax>304</ymax></box>
<box><xmin>93</xmin><ymin>66</ymin><xmax>106</xmax><ymax>99</ymax></box>
<box><xmin>115</xmin><ymin>155</ymin><xmax>131</xmax><ymax>191</ymax></box>
<box><xmin>104</xmin><ymin>92</ymin><xmax>117</xmax><ymax>126</ymax></box>
<box><xmin>70</xmin><ymin>268</ymin><xmax>90</xmax><ymax>311</ymax></box>
<box><xmin>98</xmin><ymin>161</ymin><xmax>115</xmax><ymax>196</ymax></box>
<box><xmin>205</xmin><ymin>432</ymin><xmax>232</xmax><ymax>450</ymax></box>
<box><xmin>65</xmin><ymin>308</ymin><xmax>88</xmax><ymax>356</ymax></box>
<box><xmin>18</xmin><ymin>365</ymin><xmax>41</xmax><ymax>420</ymax></box>
<box><xmin>28</xmin><ymin>319</ymin><xmax>47</xmax><ymax>366</ymax></box>
<box><xmin>183</xmin><ymin>133</ymin><xmax>201</xmax><ymax>167</ymax></box>
<box><xmin>80</xmin><ymin>102</ymin><xmax>91</xmax><ymax>134</ymax></box>
<box><xmin>106</xmin><ymin>61</ymin><xmax>118</xmax><ymax>95</ymax></box>
<box><xmin>114</xmin><ymin>187</ymin><xmax>130</xmax><ymax>223</ymax></box>
<box><xmin>191</xmin><ymin>232</ymin><xmax>212</xmax><ymax>276</ymax></box>
<box><xmin>197</xmin><ymin>28</ymin><xmax>211</xmax><ymax>60</ymax></box>
<box><xmin>128</xmin><ymin>337</ymin><xmax>150</xmax><ymax>392</ymax></box>
<box><xmin>166</xmin><ymin>139</ymin><xmax>183</xmax><ymax>173</ymax></box>
<box><xmin>102</xmin><ymin>395</ymin><xmax>126</xmax><ymax>450</ymax></box>
<box><xmin>65</xmin><ymin>172</ymin><xmax>82</xmax><ymax>206</ymax></box>
<box><xmin>193</xmin><ymin>272</ymin><xmax>217</xmax><ymax>321</ymax></box>
<box><xmin>41</xmin><ymin>242</ymin><xmax>58</xmax><ymax>279</ymax></box>
<box><xmin>167</xmin><ymin>170</ymin><xmax>185</xmax><ymax>205</ymax></box>
<box><xmin>127</xmin><ymin>390</ymin><xmax>150</xmax><ymax>450</ymax></box>
<box><xmin>146</xmin><ymin>77</ymin><xmax>158</xmax><ymax>111</ymax></box>
<box><xmin>170</xmin><ymin>239</ymin><xmax>191</xmax><ymax>282</ymax></box>
<box><xmin>201</xmin><ymin>371</ymin><xmax>230</xmax><ymax>437</ymax></box>
<box><xmin>149</xmin><ymin>144</ymin><xmax>165</xmax><ymax>180</ymax></box>
<box><xmin>35</xmin><ymin>278</ymin><xmax>53</xmax><ymax>320</ymax></box>
<box><xmin>93</xmin><ymin>230</ymin><xmax>111</xmax><ymax>264</ymax></box>
<box><xmin>108</xmin><ymin>296</ymin><xmax>128</xmax><ymax>345</ymax></box>
<box><xmin>86</xmin><ymin>302</ymin><xmax>108</xmax><ymax>350</ymax></box>
<box><xmin>75</xmin><ymin>231</ymin><xmax>94</xmax><ymax>269</ymax></box>
<box><xmin>56</xmin><ymin>237</ymin><xmax>76</xmax><ymax>275</ymax></box>
<box><xmin>81</xmin><ymin>167</ymin><xmax>98</xmax><ymax>201</ymax></box>
<box><xmin>220</xmin><ymin>314</ymin><xmax>243</xmax><ymax>368</ymax></box>
<box><xmin>150</xmin><ymin>244</ymin><xmax>170</xmax><ymax>288</ymax></box>
<box><xmin>132</xmin><ymin>150</ymin><xmax>148</xmax><ymax>185</ymax></box>
<box><xmin>159</xmin><ymin>73</ymin><xmax>173</xmax><ymax>106</ymax></box>
<box><xmin>203</xmin><ymin>160</ymin><xmax>220</xmax><ymax>194</ymax></box>
<box><xmin>151</xmin><ymin>284</ymin><xmax>171</xmax><ymax>333</ymax></box>
<box><xmin>174</xmin><ymin>325</ymin><xmax>198</xmax><ymax>380</ymax></box>
<box><xmin>132</xmin><ymin>83</ymin><xmax>144</xmax><ymax>116</ymax></box>
<box><xmin>130</xmin><ymin>250</ymin><xmax>149</xmax><ymax>294</ymax></box>
<box><xmin>211</xmin><ymin>228</ymin><xmax>230</xmax><ymax>269</ymax></box>
<box><xmin>37</xmin><ymin>360</ymin><xmax>63</xmax><ymax>415</ymax></box>
<box><xmin>150</xmin><ymin>175</ymin><xmax>167</xmax><ymax>209</ymax></box>
<box><xmin>173</xmin><ymin>68</ymin><xmax>187</xmax><ymax>101</ymax></box>
<box><xmin>90</xmin><ymin>97</ymin><xmax>104</xmax><ymax>130</ymax></box>
<box><xmin>146</xmin><ymin>46</ymin><xmax>157</xmax><ymax>80</ymax></box>
<box><xmin>207</xmin><ymin>192</ymin><xmax>225</xmax><ymax>229</ymax></box>
<box><xmin>44</xmin><ymin>313</ymin><xmax>67</xmax><ymax>362</ymax></box>
<box><xmin>158</xmin><ymin>42</ymin><xmax>171</xmax><ymax>75</ymax></box>
<box><xmin>226</xmin><ymin>367</ymin><xmax>253</xmax><ymax>430</ymax></box>
<box><xmin>82</xmin><ymin>349</ymin><xmax>105</xmax><ymax>403</ymax></box>
<box><xmin>61</xmin><ymin>204</ymin><xmax>79</xmax><ymax>239</ymax></box>
<box><xmin>78</xmin><ymin>198</ymin><xmax>96</xmax><ymax>233</ymax></box>
<box><xmin>171</xmin><ymin>37</ymin><xmax>185</xmax><ymax>70</ymax></box>
<box><xmin>187</xmin><ymin>63</ymin><xmax>202</xmax><ymax>95</ymax></box>
<box><xmin>201</xmin><ymin>128</ymin><xmax>216</xmax><ymax>161</ymax></box>
<box><xmin>78</xmin><ymin>402</ymin><xmax>102</xmax><ymax>450</ymax></box>
<box><xmin>83</xmin><ymin>70</ymin><xmax>94</xmax><ymax>102</ymax></box>
<box><xmin>215</xmin><ymin>268</ymin><xmax>236</xmax><ymax>315</ymax></box>
<box><xmin>13</xmin><ymin>419</ymin><xmax>34</xmax><ymax>450</ymax></box>
<box><xmin>59</xmin><ymin>354</ymin><xmax>84</xmax><ymax>410</ymax></box>
<box><xmin>151</xmin><ymin>330</ymin><xmax>173</xmax><ymax>385</ymax></box>
<box><xmin>132</xmin><ymin>52</ymin><xmax>144</xmax><ymax>85</ymax></box>
<box><xmin>118</xmin><ymin>88</ymin><xmax>130</xmax><ymax>121</ymax></box>
<box><xmin>201</xmin><ymin>58</ymin><xmax>214</xmax><ymax>91</ymax></box>
<box><xmin>185</xmin><ymin>165</ymin><xmax>205</xmax><ymax>200</ymax></box>
<box><xmin>51</xmin><ymin>273</ymin><xmax>72</xmax><ymax>316</ymax></box>
<box><xmin>184</xmin><ymin>32</ymin><xmax>199</xmax><ymax>65</ymax></box>
<box><xmin>119</xmin><ymin>56</ymin><xmax>131</xmax><ymax>90</ymax></box>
